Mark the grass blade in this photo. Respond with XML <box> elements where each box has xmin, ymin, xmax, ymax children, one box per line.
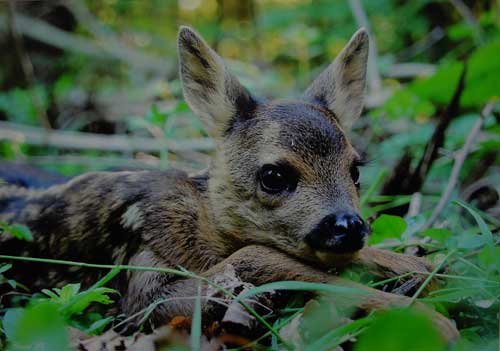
<box><xmin>190</xmin><ymin>281</ymin><xmax>202</xmax><ymax>351</ymax></box>
<box><xmin>236</xmin><ymin>281</ymin><xmax>367</xmax><ymax>302</ymax></box>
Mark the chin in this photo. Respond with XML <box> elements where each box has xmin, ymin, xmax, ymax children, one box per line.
<box><xmin>297</xmin><ymin>241</ymin><xmax>362</xmax><ymax>269</ymax></box>
<box><xmin>314</xmin><ymin>250</ymin><xmax>361</xmax><ymax>269</ymax></box>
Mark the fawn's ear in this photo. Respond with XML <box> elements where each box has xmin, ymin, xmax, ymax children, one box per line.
<box><xmin>303</xmin><ymin>28</ymin><xmax>369</xmax><ymax>130</ymax></box>
<box><xmin>178</xmin><ymin>26</ymin><xmax>256</xmax><ymax>139</ymax></box>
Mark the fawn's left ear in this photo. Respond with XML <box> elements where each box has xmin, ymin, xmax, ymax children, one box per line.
<box><xmin>177</xmin><ymin>26</ymin><xmax>257</xmax><ymax>139</ymax></box>
<box><xmin>303</xmin><ymin>28</ymin><xmax>369</xmax><ymax>131</ymax></box>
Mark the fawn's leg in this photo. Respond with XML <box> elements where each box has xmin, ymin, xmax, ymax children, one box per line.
<box><xmin>351</xmin><ymin>247</ymin><xmax>438</xmax><ymax>294</ymax></box>
<box><xmin>123</xmin><ymin>245</ymin><xmax>458</xmax><ymax>342</ymax></box>
<box><xmin>354</xmin><ymin>247</ymin><xmax>433</xmax><ymax>277</ymax></box>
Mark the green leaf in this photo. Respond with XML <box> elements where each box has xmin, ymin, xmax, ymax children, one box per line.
<box><xmin>462</xmin><ymin>40</ymin><xmax>500</xmax><ymax>107</ymax></box>
<box><xmin>59</xmin><ymin>284</ymin><xmax>81</xmax><ymax>301</ymax></box>
<box><xmin>60</xmin><ymin>287</ymin><xmax>117</xmax><ymax>318</ymax></box>
<box><xmin>368</xmin><ymin>215</ymin><xmax>407</xmax><ymax>245</ymax></box>
<box><xmin>42</xmin><ymin>282</ymin><xmax>118</xmax><ymax>319</ymax></box>
<box><xmin>379</xmin><ymin>89</ymin><xmax>436</xmax><ymax>120</ymax></box>
<box><xmin>305</xmin><ymin>310</ymin><xmax>374</xmax><ymax>351</ymax></box>
<box><xmin>454</xmin><ymin>200</ymin><xmax>494</xmax><ymax>246</ymax></box>
<box><xmin>84</xmin><ymin>316</ymin><xmax>114</xmax><ymax>335</ymax></box>
<box><xmin>421</xmin><ymin>228</ymin><xmax>453</xmax><ymax>244</ymax></box>
<box><xmin>146</xmin><ymin>103</ymin><xmax>168</xmax><ymax>126</ymax></box>
<box><xmin>3</xmin><ymin>308</ymin><xmax>24</xmax><ymax>340</ymax></box>
<box><xmin>355</xmin><ymin>308</ymin><xmax>446</xmax><ymax>351</ymax></box>
<box><xmin>4</xmin><ymin>302</ymin><xmax>70</xmax><ymax>351</ymax></box>
<box><xmin>411</xmin><ymin>61</ymin><xmax>463</xmax><ymax>106</ymax></box>
<box><xmin>477</xmin><ymin>246</ymin><xmax>500</xmax><ymax>273</ymax></box>
<box><xmin>0</xmin><ymin>263</ymin><xmax>12</xmax><ymax>274</ymax></box>
<box><xmin>41</xmin><ymin>289</ymin><xmax>59</xmax><ymax>299</ymax></box>
<box><xmin>9</xmin><ymin>224</ymin><xmax>33</xmax><ymax>241</ymax></box>
<box><xmin>0</xmin><ymin>223</ymin><xmax>33</xmax><ymax>242</ymax></box>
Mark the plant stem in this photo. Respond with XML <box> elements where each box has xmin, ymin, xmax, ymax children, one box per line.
<box><xmin>409</xmin><ymin>250</ymin><xmax>456</xmax><ymax>305</ymax></box>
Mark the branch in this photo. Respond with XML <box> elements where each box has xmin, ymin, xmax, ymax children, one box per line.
<box><xmin>348</xmin><ymin>0</ymin><xmax>382</xmax><ymax>94</ymax></box>
<box><xmin>384</xmin><ymin>63</ymin><xmax>436</xmax><ymax>79</ymax></box>
<box><xmin>449</xmin><ymin>0</ymin><xmax>484</xmax><ymax>45</ymax></box>
<box><xmin>25</xmin><ymin>155</ymin><xmax>205</xmax><ymax>173</ymax></box>
<box><xmin>0</xmin><ymin>13</ymin><xmax>175</xmax><ymax>76</ymax></box>
<box><xmin>7</xmin><ymin>1</ymin><xmax>51</xmax><ymax>129</ymax></box>
<box><xmin>381</xmin><ymin>64</ymin><xmax>467</xmax><ymax>208</ymax></box>
<box><xmin>424</xmin><ymin>102</ymin><xmax>496</xmax><ymax>229</ymax></box>
<box><xmin>0</xmin><ymin>121</ymin><xmax>214</xmax><ymax>153</ymax></box>
<box><xmin>397</xmin><ymin>27</ymin><xmax>445</xmax><ymax>61</ymax></box>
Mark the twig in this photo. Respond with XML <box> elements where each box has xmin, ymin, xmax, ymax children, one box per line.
<box><xmin>384</xmin><ymin>63</ymin><xmax>436</xmax><ymax>79</ymax></box>
<box><xmin>64</xmin><ymin>0</ymin><xmax>119</xmax><ymax>40</ymax></box>
<box><xmin>7</xmin><ymin>0</ymin><xmax>51</xmax><ymax>129</ymax></box>
<box><xmin>347</xmin><ymin>0</ymin><xmax>382</xmax><ymax>94</ymax></box>
<box><xmin>0</xmin><ymin>12</ymin><xmax>174</xmax><ymax>76</ymax></box>
<box><xmin>409</xmin><ymin>249</ymin><xmax>456</xmax><ymax>305</ymax></box>
<box><xmin>25</xmin><ymin>155</ymin><xmax>205</xmax><ymax>172</ymax></box>
<box><xmin>63</xmin><ymin>0</ymin><xmax>169</xmax><ymax>77</ymax></box>
<box><xmin>424</xmin><ymin>102</ymin><xmax>496</xmax><ymax>229</ymax></box>
<box><xmin>406</xmin><ymin>192</ymin><xmax>422</xmax><ymax>217</ymax></box>
<box><xmin>0</xmin><ymin>121</ymin><xmax>214</xmax><ymax>153</ymax></box>
<box><xmin>381</xmin><ymin>65</ymin><xmax>467</xmax><ymax>215</ymax></box>
<box><xmin>449</xmin><ymin>0</ymin><xmax>484</xmax><ymax>45</ymax></box>
<box><xmin>397</xmin><ymin>27</ymin><xmax>445</xmax><ymax>61</ymax></box>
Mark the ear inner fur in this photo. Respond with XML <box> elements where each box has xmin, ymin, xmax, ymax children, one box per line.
<box><xmin>177</xmin><ymin>26</ymin><xmax>256</xmax><ymax>139</ymax></box>
<box><xmin>303</xmin><ymin>28</ymin><xmax>369</xmax><ymax>131</ymax></box>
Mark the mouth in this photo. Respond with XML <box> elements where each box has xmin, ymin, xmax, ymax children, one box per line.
<box><xmin>313</xmin><ymin>250</ymin><xmax>361</xmax><ymax>268</ymax></box>
<box><xmin>304</xmin><ymin>227</ymin><xmax>369</xmax><ymax>256</ymax></box>
<box><xmin>309</xmin><ymin>233</ymin><xmax>367</xmax><ymax>254</ymax></box>
<box><xmin>298</xmin><ymin>240</ymin><xmax>366</xmax><ymax>268</ymax></box>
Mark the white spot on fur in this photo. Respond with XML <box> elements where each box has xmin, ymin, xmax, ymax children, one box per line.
<box><xmin>121</xmin><ymin>204</ymin><xmax>144</xmax><ymax>231</ymax></box>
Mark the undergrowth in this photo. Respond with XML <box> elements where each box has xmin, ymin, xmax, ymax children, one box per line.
<box><xmin>0</xmin><ymin>192</ymin><xmax>499</xmax><ymax>350</ymax></box>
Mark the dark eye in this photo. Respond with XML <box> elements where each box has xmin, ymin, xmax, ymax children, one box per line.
<box><xmin>259</xmin><ymin>164</ymin><xmax>298</xmax><ymax>194</ymax></box>
<box><xmin>350</xmin><ymin>164</ymin><xmax>360</xmax><ymax>188</ymax></box>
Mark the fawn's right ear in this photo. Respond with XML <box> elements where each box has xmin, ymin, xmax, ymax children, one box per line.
<box><xmin>177</xmin><ymin>26</ymin><xmax>257</xmax><ymax>139</ymax></box>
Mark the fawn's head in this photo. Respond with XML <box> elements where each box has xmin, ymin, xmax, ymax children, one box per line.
<box><xmin>178</xmin><ymin>26</ymin><xmax>370</xmax><ymax>266</ymax></box>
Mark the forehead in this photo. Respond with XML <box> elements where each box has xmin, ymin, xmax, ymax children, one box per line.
<box><xmin>257</xmin><ymin>101</ymin><xmax>348</xmax><ymax>162</ymax></box>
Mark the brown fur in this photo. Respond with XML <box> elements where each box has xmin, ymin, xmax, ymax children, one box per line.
<box><xmin>0</xmin><ymin>26</ymin><xmax>458</xmax><ymax>342</ymax></box>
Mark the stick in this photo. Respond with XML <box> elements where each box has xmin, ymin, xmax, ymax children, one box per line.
<box><xmin>449</xmin><ymin>0</ymin><xmax>484</xmax><ymax>45</ymax></box>
<box><xmin>406</xmin><ymin>192</ymin><xmax>422</xmax><ymax>218</ymax></box>
<box><xmin>348</xmin><ymin>0</ymin><xmax>382</xmax><ymax>94</ymax></box>
<box><xmin>380</xmin><ymin>65</ymin><xmax>467</xmax><ymax>214</ymax></box>
<box><xmin>384</xmin><ymin>63</ymin><xmax>436</xmax><ymax>79</ymax></box>
<box><xmin>0</xmin><ymin>13</ymin><xmax>174</xmax><ymax>76</ymax></box>
<box><xmin>397</xmin><ymin>27</ymin><xmax>445</xmax><ymax>61</ymax></box>
<box><xmin>0</xmin><ymin>121</ymin><xmax>214</xmax><ymax>153</ymax></box>
<box><xmin>424</xmin><ymin>102</ymin><xmax>496</xmax><ymax>229</ymax></box>
<box><xmin>25</xmin><ymin>155</ymin><xmax>206</xmax><ymax>172</ymax></box>
<box><xmin>7</xmin><ymin>1</ymin><xmax>51</xmax><ymax>129</ymax></box>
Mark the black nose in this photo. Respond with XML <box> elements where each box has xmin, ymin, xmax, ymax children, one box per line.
<box><xmin>305</xmin><ymin>212</ymin><xmax>369</xmax><ymax>253</ymax></box>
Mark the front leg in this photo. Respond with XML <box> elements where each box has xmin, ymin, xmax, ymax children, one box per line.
<box><xmin>350</xmin><ymin>247</ymin><xmax>437</xmax><ymax>295</ymax></box>
<box><xmin>215</xmin><ymin>245</ymin><xmax>457</xmax><ymax>341</ymax></box>
<box><xmin>122</xmin><ymin>245</ymin><xmax>458</xmax><ymax>342</ymax></box>
<box><xmin>354</xmin><ymin>247</ymin><xmax>434</xmax><ymax>278</ymax></box>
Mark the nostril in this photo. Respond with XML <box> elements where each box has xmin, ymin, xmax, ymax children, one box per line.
<box><xmin>334</xmin><ymin>216</ymin><xmax>349</xmax><ymax>230</ymax></box>
<box><xmin>333</xmin><ymin>213</ymin><xmax>365</xmax><ymax>233</ymax></box>
<box><xmin>305</xmin><ymin>212</ymin><xmax>369</xmax><ymax>253</ymax></box>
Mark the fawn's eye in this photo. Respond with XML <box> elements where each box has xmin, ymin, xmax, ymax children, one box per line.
<box><xmin>350</xmin><ymin>164</ymin><xmax>360</xmax><ymax>188</ymax></box>
<box><xmin>259</xmin><ymin>164</ymin><xmax>298</xmax><ymax>194</ymax></box>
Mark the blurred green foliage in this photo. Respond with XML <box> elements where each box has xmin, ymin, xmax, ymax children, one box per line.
<box><xmin>0</xmin><ymin>0</ymin><xmax>499</xmax><ymax>350</ymax></box>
